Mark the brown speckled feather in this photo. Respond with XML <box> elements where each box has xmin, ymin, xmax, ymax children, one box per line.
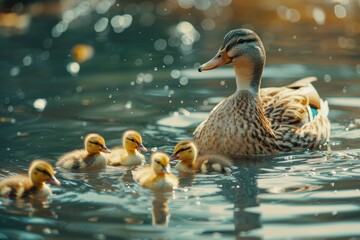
<box><xmin>194</xmin><ymin>77</ymin><xmax>330</xmax><ymax>157</ymax></box>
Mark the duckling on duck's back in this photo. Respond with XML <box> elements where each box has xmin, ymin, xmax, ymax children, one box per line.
<box><xmin>194</xmin><ymin>28</ymin><xmax>330</xmax><ymax>157</ymax></box>
<box><xmin>56</xmin><ymin>133</ymin><xmax>111</xmax><ymax>170</ymax></box>
<box><xmin>107</xmin><ymin>130</ymin><xmax>147</xmax><ymax>167</ymax></box>
<box><xmin>170</xmin><ymin>140</ymin><xmax>232</xmax><ymax>174</ymax></box>
<box><xmin>132</xmin><ymin>152</ymin><xmax>178</xmax><ymax>191</ymax></box>
<box><xmin>0</xmin><ymin>160</ymin><xmax>61</xmax><ymax>199</ymax></box>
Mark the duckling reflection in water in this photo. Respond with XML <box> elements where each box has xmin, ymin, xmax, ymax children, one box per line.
<box><xmin>132</xmin><ymin>152</ymin><xmax>178</xmax><ymax>192</ymax></box>
<box><xmin>152</xmin><ymin>193</ymin><xmax>170</xmax><ymax>227</ymax></box>
<box><xmin>56</xmin><ymin>133</ymin><xmax>111</xmax><ymax>170</ymax></box>
<box><xmin>194</xmin><ymin>28</ymin><xmax>330</xmax><ymax>157</ymax></box>
<box><xmin>170</xmin><ymin>140</ymin><xmax>232</xmax><ymax>174</ymax></box>
<box><xmin>107</xmin><ymin>130</ymin><xmax>147</xmax><ymax>167</ymax></box>
<box><xmin>0</xmin><ymin>160</ymin><xmax>61</xmax><ymax>199</ymax></box>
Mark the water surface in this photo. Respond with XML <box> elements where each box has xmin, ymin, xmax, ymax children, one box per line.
<box><xmin>0</xmin><ymin>1</ymin><xmax>360</xmax><ymax>239</ymax></box>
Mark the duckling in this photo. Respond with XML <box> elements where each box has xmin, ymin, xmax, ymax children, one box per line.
<box><xmin>0</xmin><ymin>160</ymin><xmax>61</xmax><ymax>199</ymax></box>
<box><xmin>170</xmin><ymin>140</ymin><xmax>232</xmax><ymax>174</ymax></box>
<box><xmin>132</xmin><ymin>152</ymin><xmax>178</xmax><ymax>191</ymax></box>
<box><xmin>107</xmin><ymin>130</ymin><xmax>147</xmax><ymax>166</ymax></box>
<box><xmin>56</xmin><ymin>133</ymin><xmax>111</xmax><ymax>170</ymax></box>
<box><xmin>194</xmin><ymin>28</ymin><xmax>330</xmax><ymax>157</ymax></box>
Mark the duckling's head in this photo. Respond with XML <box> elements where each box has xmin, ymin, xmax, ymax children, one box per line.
<box><xmin>123</xmin><ymin>130</ymin><xmax>147</xmax><ymax>153</ymax></box>
<box><xmin>170</xmin><ymin>140</ymin><xmax>197</xmax><ymax>163</ymax></box>
<box><xmin>29</xmin><ymin>160</ymin><xmax>61</xmax><ymax>186</ymax></box>
<box><xmin>84</xmin><ymin>133</ymin><xmax>111</xmax><ymax>154</ymax></box>
<box><xmin>151</xmin><ymin>152</ymin><xmax>171</xmax><ymax>174</ymax></box>
<box><xmin>198</xmin><ymin>28</ymin><xmax>265</xmax><ymax>92</ymax></box>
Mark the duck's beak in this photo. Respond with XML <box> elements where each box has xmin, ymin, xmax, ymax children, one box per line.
<box><xmin>198</xmin><ymin>48</ymin><xmax>232</xmax><ymax>72</ymax></box>
<box><xmin>47</xmin><ymin>175</ymin><xmax>61</xmax><ymax>186</ymax></box>
<box><xmin>137</xmin><ymin>144</ymin><xmax>148</xmax><ymax>152</ymax></box>
<box><xmin>169</xmin><ymin>154</ymin><xmax>178</xmax><ymax>161</ymax></box>
<box><xmin>101</xmin><ymin>145</ymin><xmax>111</xmax><ymax>153</ymax></box>
<box><xmin>161</xmin><ymin>166</ymin><xmax>170</xmax><ymax>174</ymax></box>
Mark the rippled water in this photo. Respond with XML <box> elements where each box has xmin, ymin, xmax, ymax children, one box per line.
<box><xmin>1</xmin><ymin>1</ymin><xmax>360</xmax><ymax>239</ymax></box>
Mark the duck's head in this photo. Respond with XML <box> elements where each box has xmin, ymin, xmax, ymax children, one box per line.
<box><xmin>84</xmin><ymin>133</ymin><xmax>111</xmax><ymax>154</ymax></box>
<box><xmin>170</xmin><ymin>140</ymin><xmax>197</xmax><ymax>163</ymax></box>
<box><xmin>29</xmin><ymin>160</ymin><xmax>61</xmax><ymax>186</ymax></box>
<box><xmin>123</xmin><ymin>130</ymin><xmax>147</xmax><ymax>153</ymax></box>
<box><xmin>198</xmin><ymin>28</ymin><xmax>266</xmax><ymax>92</ymax></box>
<box><xmin>151</xmin><ymin>152</ymin><xmax>171</xmax><ymax>174</ymax></box>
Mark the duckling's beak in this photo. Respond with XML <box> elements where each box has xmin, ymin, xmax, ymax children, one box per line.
<box><xmin>169</xmin><ymin>154</ymin><xmax>178</xmax><ymax>161</ymax></box>
<box><xmin>161</xmin><ymin>166</ymin><xmax>170</xmax><ymax>174</ymax></box>
<box><xmin>101</xmin><ymin>146</ymin><xmax>111</xmax><ymax>153</ymax></box>
<box><xmin>47</xmin><ymin>175</ymin><xmax>61</xmax><ymax>186</ymax></box>
<box><xmin>137</xmin><ymin>144</ymin><xmax>148</xmax><ymax>152</ymax></box>
<box><xmin>198</xmin><ymin>48</ymin><xmax>232</xmax><ymax>72</ymax></box>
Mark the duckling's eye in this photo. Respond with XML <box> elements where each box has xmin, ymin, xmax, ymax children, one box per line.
<box><xmin>89</xmin><ymin>141</ymin><xmax>103</xmax><ymax>147</ymax></box>
<box><xmin>35</xmin><ymin>168</ymin><xmax>51</xmax><ymax>177</ymax></box>
<box><xmin>155</xmin><ymin>160</ymin><xmax>160</xmax><ymax>164</ymax></box>
<box><xmin>175</xmin><ymin>146</ymin><xmax>191</xmax><ymax>155</ymax></box>
<box><xmin>238</xmin><ymin>39</ymin><xmax>245</xmax><ymax>44</ymax></box>
<box><xmin>127</xmin><ymin>138</ymin><xmax>135</xmax><ymax>143</ymax></box>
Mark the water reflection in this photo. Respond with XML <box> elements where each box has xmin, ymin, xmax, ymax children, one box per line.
<box><xmin>152</xmin><ymin>193</ymin><xmax>170</xmax><ymax>227</ymax></box>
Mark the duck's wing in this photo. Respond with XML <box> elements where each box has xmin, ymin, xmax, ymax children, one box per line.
<box><xmin>195</xmin><ymin>154</ymin><xmax>232</xmax><ymax>174</ymax></box>
<box><xmin>0</xmin><ymin>175</ymin><xmax>33</xmax><ymax>198</ymax></box>
<box><xmin>106</xmin><ymin>147</ymin><xmax>128</xmax><ymax>166</ymax></box>
<box><xmin>261</xmin><ymin>77</ymin><xmax>330</xmax><ymax>150</ymax></box>
<box><xmin>132</xmin><ymin>165</ymin><xmax>153</xmax><ymax>185</ymax></box>
<box><xmin>56</xmin><ymin>149</ymin><xmax>88</xmax><ymax>170</ymax></box>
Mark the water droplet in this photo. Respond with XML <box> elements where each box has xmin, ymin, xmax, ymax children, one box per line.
<box><xmin>324</xmin><ymin>74</ymin><xmax>331</xmax><ymax>83</ymax></box>
<box><xmin>23</xmin><ymin>55</ymin><xmax>32</xmax><ymax>66</ymax></box>
<box><xmin>334</xmin><ymin>4</ymin><xmax>347</xmax><ymax>19</ymax></box>
<box><xmin>179</xmin><ymin>76</ymin><xmax>188</xmax><ymax>85</ymax></box>
<box><xmin>94</xmin><ymin>17</ymin><xmax>109</xmax><ymax>32</ymax></box>
<box><xmin>66</xmin><ymin>62</ymin><xmax>80</xmax><ymax>75</ymax></box>
<box><xmin>170</xmin><ymin>69</ymin><xmax>181</xmax><ymax>79</ymax></box>
<box><xmin>154</xmin><ymin>38</ymin><xmax>167</xmax><ymax>51</ymax></box>
<box><xmin>33</xmin><ymin>98</ymin><xmax>47</xmax><ymax>112</ymax></box>
<box><xmin>10</xmin><ymin>67</ymin><xmax>20</xmax><ymax>77</ymax></box>
<box><xmin>154</xmin><ymin>67</ymin><xmax>158</xmax><ymax>71</ymax></box>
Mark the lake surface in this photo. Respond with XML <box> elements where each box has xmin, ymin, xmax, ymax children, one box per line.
<box><xmin>0</xmin><ymin>1</ymin><xmax>360</xmax><ymax>239</ymax></box>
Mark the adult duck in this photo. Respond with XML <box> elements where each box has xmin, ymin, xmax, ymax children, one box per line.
<box><xmin>194</xmin><ymin>28</ymin><xmax>330</xmax><ymax>157</ymax></box>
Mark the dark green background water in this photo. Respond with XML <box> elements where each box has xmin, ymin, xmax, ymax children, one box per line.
<box><xmin>0</xmin><ymin>1</ymin><xmax>360</xmax><ymax>239</ymax></box>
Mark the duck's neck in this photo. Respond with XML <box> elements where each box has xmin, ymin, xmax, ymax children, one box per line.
<box><xmin>234</xmin><ymin>61</ymin><xmax>263</xmax><ymax>95</ymax></box>
<box><xmin>126</xmin><ymin>149</ymin><xmax>136</xmax><ymax>155</ymax></box>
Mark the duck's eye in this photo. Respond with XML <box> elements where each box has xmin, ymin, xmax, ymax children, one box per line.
<box><xmin>89</xmin><ymin>141</ymin><xmax>102</xmax><ymax>147</ymax></box>
<box><xmin>238</xmin><ymin>39</ymin><xmax>245</xmax><ymax>44</ymax></box>
<box><xmin>217</xmin><ymin>54</ymin><xmax>221</xmax><ymax>58</ymax></box>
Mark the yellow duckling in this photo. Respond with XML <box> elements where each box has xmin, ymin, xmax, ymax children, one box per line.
<box><xmin>132</xmin><ymin>152</ymin><xmax>178</xmax><ymax>191</ymax></box>
<box><xmin>107</xmin><ymin>130</ymin><xmax>147</xmax><ymax>166</ymax></box>
<box><xmin>0</xmin><ymin>160</ymin><xmax>61</xmax><ymax>199</ymax></box>
<box><xmin>56</xmin><ymin>133</ymin><xmax>111</xmax><ymax>170</ymax></box>
<box><xmin>194</xmin><ymin>28</ymin><xmax>330</xmax><ymax>157</ymax></box>
<box><xmin>170</xmin><ymin>140</ymin><xmax>232</xmax><ymax>174</ymax></box>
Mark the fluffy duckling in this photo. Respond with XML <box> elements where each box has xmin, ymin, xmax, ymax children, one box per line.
<box><xmin>107</xmin><ymin>130</ymin><xmax>147</xmax><ymax>166</ymax></box>
<box><xmin>0</xmin><ymin>160</ymin><xmax>61</xmax><ymax>199</ymax></box>
<box><xmin>170</xmin><ymin>140</ymin><xmax>232</xmax><ymax>174</ymax></box>
<box><xmin>194</xmin><ymin>28</ymin><xmax>330</xmax><ymax>157</ymax></box>
<box><xmin>132</xmin><ymin>152</ymin><xmax>178</xmax><ymax>191</ymax></box>
<box><xmin>56</xmin><ymin>133</ymin><xmax>111</xmax><ymax>170</ymax></box>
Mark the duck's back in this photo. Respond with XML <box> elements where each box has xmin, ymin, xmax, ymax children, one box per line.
<box><xmin>261</xmin><ymin>77</ymin><xmax>330</xmax><ymax>151</ymax></box>
<box><xmin>0</xmin><ymin>175</ymin><xmax>53</xmax><ymax>199</ymax></box>
<box><xmin>57</xmin><ymin>149</ymin><xmax>106</xmax><ymax>170</ymax></box>
<box><xmin>107</xmin><ymin>147</ymin><xmax>144</xmax><ymax>166</ymax></box>
<box><xmin>195</xmin><ymin>154</ymin><xmax>232</xmax><ymax>174</ymax></box>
